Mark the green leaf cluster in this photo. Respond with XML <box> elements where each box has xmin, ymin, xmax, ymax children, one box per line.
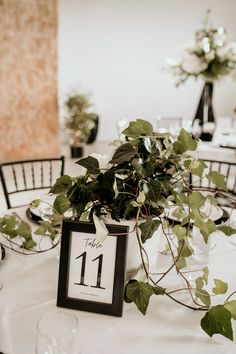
<box><xmin>64</xmin><ymin>93</ymin><xmax>97</xmax><ymax>144</ymax></box>
<box><xmin>125</xmin><ymin>280</ymin><xmax>165</xmax><ymax>315</ymax></box>
<box><xmin>0</xmin><ymin>215</ymin><xmax>36</xmax><ymax>249</ymax></box>
<box><xmin>32</xmin><ymin>118</ymin><xmax>236</xmax><ymax>341</ymax></box>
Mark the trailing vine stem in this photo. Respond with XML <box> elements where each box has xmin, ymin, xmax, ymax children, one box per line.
<box><xmin>225</xmin><ymin>290</ymin><xmax>236</xmax><ymax>303</ymax></box>
<box><xmin>159</xmin><ymin>220</ymin><xmax>205</xmax><ymax>308</ymax></box>
<box><xmin>0</xmin><ymin>231</ymin><xmax>61</xmax><ymax>255</ymax></box>
<box><xmin>133</xmin><ymin>209</ymin><xmax>209</xmax><ymax>311</ymax></box>
<box><xmin>165</xmin><ymin>292</ymin><xmax>207</xmax><ymax>311</ymax></box>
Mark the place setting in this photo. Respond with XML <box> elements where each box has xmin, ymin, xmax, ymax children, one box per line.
<box><xmin>26</xmin><ymin>194</ymin><xmax>56</xmax><ymax>223</ymax></box>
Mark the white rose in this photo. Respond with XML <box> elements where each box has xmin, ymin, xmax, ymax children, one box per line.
<box><xmin>205</xmin><ymin>50</ymin><xmax>215</xmax><ymax>63</ymax></box>
<box><xmin>217</xmin><ymin>43</ymin><xmax>236</xmax><ymax>61</ymax></box>
<box><xmin>227</xmin><ymin>42</ymin><xmax>236</xmax><ymax>60</ymax></box>
<box><xmin>181</xmin><ymin>52</ymin><xmax>208</xmax><ymax>74</ymax></box>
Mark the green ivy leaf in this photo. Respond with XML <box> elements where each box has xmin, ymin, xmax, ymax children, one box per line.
<box><xmin>176</xmin><ymin>128</ymin><xmax>198</xmax><ymax>152</ymax></box>
<box><xmin>49</xmin><ymin>175</ymin><xmax>73</xmax><ymax>194</ymax></box>
<box><xmin>224</xmin><ymin>300</ymin><xmax>236</xmax><ymax>320</ymax></box>
<box><xmin>173</xmin><ymin>141</ymin><xmax>186</xmax><ymax>154</ymax></box>
<box><xmin>195</xmin><ymin>267</ymin><xmax>209</xmax><ymax>291</ymax></box>
<box><xmin>53</xmin><ymin>195</ymin><xmax>71</xmax><ymax>215</ymax></box>
<box><xmin>177</xmin><ymin>239</ymin><xmax>193</xmax><ymax>258</ymax></box>
<box><xmin>189</xmin><ymin>191</ymin><xmax>205</xmax><ymax>211</ymax></box>
<box><xmin>175</xmin><ymin>255</ymin><xmax>187</xmax><ymax>269</ymax></box>
<box><xmin>76</xmin><ymin>156</ymin><xmax>100</xmax><ymax>174</ymax></box>
<box><xmin>201</xmin><ymin>305</ymin><xmax>233</xmax><ymax>341</ymax></box>
<box><xmin>0</xmin><ymin>215</ymin><xmax>19</xmax><ymax>238</ymax></box>
<box><xmin>202</xmin><ymin>267</ymin><xmax>209</xmax><ymax>285</ymax></box>
<box><xmin>35</xmin><ymin>221</ymin><xmax>58</xmax><ymax>240</ymax></box>
<box><xmin>195</xmin><ymin>276</ymin><xmax>204</xmax><ymax>290</ymax></box>
<box><xmin>205</xmin><ymin>194</ymin><xmax>219</xmax><ymax>206</ymax></box>
<box><xmin>22</xmin><ymin>239</ymin><xmax>37</xmax><ymax>250</ymax></box>
<box><xmin>113</xmin><ymin>178</ymin><xmax>119</xmax><ymax>198</ymax></box>
<box><xmin>50</xmin><ymin>213</ymin><xmax>63</xmax><ymax>227</ymax></box>
<box><xmin>172</xmin><ymin>207</ymin><xmax>187</xmax><ymax>222</ymax></box>
<box><xmin>124</xmin><ymin>279</ymin><xmax>137</xmax><ymax>303</ymax></box>
<box><xmin>131</xmin><ymin>157</ymin><xmax>144</xmax><ymax>176</ymax></box>
<box><xmin>212</xmin><ymin>279</ymin><xmax>228</xmax><ymax>295</ymax></box>
<box><xmin>207</xmin><ymin>171</ymin><xmax>227</xmax><ymax>191</ymax></box>
<box><xmin>191</xmin><ymin>160</ymin><xmax>208</xmax><ymax>177</ymax></box>
<box><xmin>136</xmin><ymin>190</ymin><xmax>146</xmax><ymax>204</ymax></box>
<box><xmin>126</xmin><ymin>281</ymin><xmax>154</xmax><ymax>315</ymax></box>
<box><xmin>152</xmin><ymin>285</ymin><xmax>166</xmax><ymax>295</ymax></box>
<box><xmin>138</xmin><ymin>219</ymin><xmax>161</xmax><ymax>243</ymax></box>
<box><xmin>30</xmin><ymin>199</ymin><xmax>41</xmax><ymax>208</ymax></box>
<box><xmin>17</xmin><ymin>221</ymin><xmax>32</xmax><ymax>241</ymax></box>
<box><xmin>143</xmin><ymin>136</ymin><xmax>152</xmax><ymax>153</ymax></box>
<box><xmin>122</xmin><ymin>119</ymin><xmax>153</xmax><ymax>138</ymax></box>
<box><xmin>196</xmin><ymin>288</ymin><xmax>211</xmax><ymax>307</ymax></box>
<box><xmin>145</xmin><ymin>179</ymin><xmax>166</xmax><ymax>202</ymax></box>
<box><xmin>172</xmin><ymin>225</ymin><xmax>187</xmax><ymax>240</ymax></box>
<box><xmin>193</xmin><ymin>217</ymin><xmax>216</xmax><ymax>243</ymax></box>
<box><xmin>34</xmin><ymin>224</ymin><xmax>47</xmax><ymax>235</ymax></box>
<box><xmin>217</xmin><ymin>225</ymin><xmax>236</xmax><ymax>236</ymax></box>
<box><xmin>109</xmin><ymin>143</ymin><xmax>136</xmax><ymax>164</ymax></box>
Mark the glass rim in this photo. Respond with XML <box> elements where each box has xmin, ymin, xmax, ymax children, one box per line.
<box><xmin>37</xmin><ymin>310</ymin><xmax>79</xmax><ymax>338</ymax></box>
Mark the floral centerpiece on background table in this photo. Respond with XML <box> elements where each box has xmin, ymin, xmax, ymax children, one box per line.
<box><xmin>1</xmin><ymin>119</ymin><xmax>236</xmax><ymax>341</ymax></box>
<box><xmin>167</xmin><ymin>10</ymin><xmax>236</xmax><ymax>141</ymax></box>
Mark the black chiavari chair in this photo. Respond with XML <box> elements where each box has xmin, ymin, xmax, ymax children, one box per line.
<box><xmin>190</xmin><ymin>159</ymin><xmax>236</xmax><ymax>207</ymax></box>
<box><xmin>0</xmin><ymin>156</ymin><xmax>64</xmax><ymax>209</ymax></box>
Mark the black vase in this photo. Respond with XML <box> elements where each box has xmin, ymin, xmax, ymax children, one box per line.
<box><xmin>193</xmin><ymin>82</ymin><xmax>216</xmax><ymax>141</ymax></box>
<box><xmin>87</xmin><ymin>115</ymin><xmax>99</xmax><ymax>144</ymax></box>
<box><xmin>70</xmin><ymin>145</ymin><xmax>84</xmax><ymax>158</ymax></box>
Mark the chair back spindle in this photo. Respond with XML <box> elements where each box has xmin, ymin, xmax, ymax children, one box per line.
<box><xmin>0</xmin><ymin>156</ymin><xmax>65</xmax><ymax>209</ymax></box>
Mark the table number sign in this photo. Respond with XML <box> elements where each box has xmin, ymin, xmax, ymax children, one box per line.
<box><xmin>57</xmin><ymin>220</ymin><xmax>128</xmax><ymax>317</ymax></box>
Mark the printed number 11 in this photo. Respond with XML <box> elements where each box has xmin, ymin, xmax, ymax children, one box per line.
<box><xmin>74</xmin><ymin>252</ymin><xmax>105</xmax><ymax>289</ymax></box>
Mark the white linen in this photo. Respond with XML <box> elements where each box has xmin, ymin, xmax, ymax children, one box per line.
<box><xmin>0</xmin><ymin>209</ymin><xmax>236</xmax><ymax>353</ymax></box>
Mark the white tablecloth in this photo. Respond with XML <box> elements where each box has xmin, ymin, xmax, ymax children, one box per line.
<box><xmin>0</xmin><ymin>207</ymin><xmax>236</xmax><ymax>354</ymax></box>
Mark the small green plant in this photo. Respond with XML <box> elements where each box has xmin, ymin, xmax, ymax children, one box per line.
<box><xmin>65</xmin><ymin>93</ymin><xmax>97</xmax><ymax>145</ymax></box>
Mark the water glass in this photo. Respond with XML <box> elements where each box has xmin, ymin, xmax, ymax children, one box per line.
<box><xmin>182</xmin><ymin>226</ymin><xmax>211</xmax><ymax>286</ymax></box>
<box><xmin>36</xmin><ymin>310</ymin><xmax>79</xmax><ymax>354</ymax></box>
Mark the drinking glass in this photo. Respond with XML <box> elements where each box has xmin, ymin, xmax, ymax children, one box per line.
<box><xmin>181</xmin><ymin>226</ymin><xmax>211</xmax><ymax>286</ymax></box>
<box><xmin>36</xmin><ymin>310</ymin><xmax>79</xmax><ymax>354</ymax></box>
<box><xmin>39</xmin><ymin>195</ymin><xmax>55</xmax><ymax>222</ymax></box>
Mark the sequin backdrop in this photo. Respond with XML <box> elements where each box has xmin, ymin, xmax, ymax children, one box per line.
<box><xmin>0</xmin><ymin>0</ymin><xmax>60</xmax><ymax>160</ymax></box>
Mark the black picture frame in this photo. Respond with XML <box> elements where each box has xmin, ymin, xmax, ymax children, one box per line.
<box><xmin>57</xmin><ymin>220</ymin><xmax>128</xmax><ymax>317</ymax></box>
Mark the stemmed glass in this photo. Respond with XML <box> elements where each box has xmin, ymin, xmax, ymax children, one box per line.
<box><xmin>36</xmin><ymin>310</ymin><xmax>79</xmax><ymax>354</ymax></box>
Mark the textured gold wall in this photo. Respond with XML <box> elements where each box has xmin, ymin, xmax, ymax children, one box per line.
<box><xmin>0</xmin><ymin>0</ymin><xmax>60</xmax><ymax>161</ymax></box>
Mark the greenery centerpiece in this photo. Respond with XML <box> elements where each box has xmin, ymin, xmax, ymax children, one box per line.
<box><xmin>1</xmin><ymin>119</ymin><xmax>236</xmax><ymax>340</ymax></box>
<box><xmin>167</xmin><ymin>10</ymin><xmax>236</xmax><ymax>141</ymax></box>
<box><xmin>64</xmin><ymin>92</ymin><xmax>99</xmax><ymax>157</ymax></box>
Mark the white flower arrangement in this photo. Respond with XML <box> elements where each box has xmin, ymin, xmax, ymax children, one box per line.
<box><xmin>167</xmin><ymin>11</ymin><xmax>236</xmax><ymax>86</ymax></box>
